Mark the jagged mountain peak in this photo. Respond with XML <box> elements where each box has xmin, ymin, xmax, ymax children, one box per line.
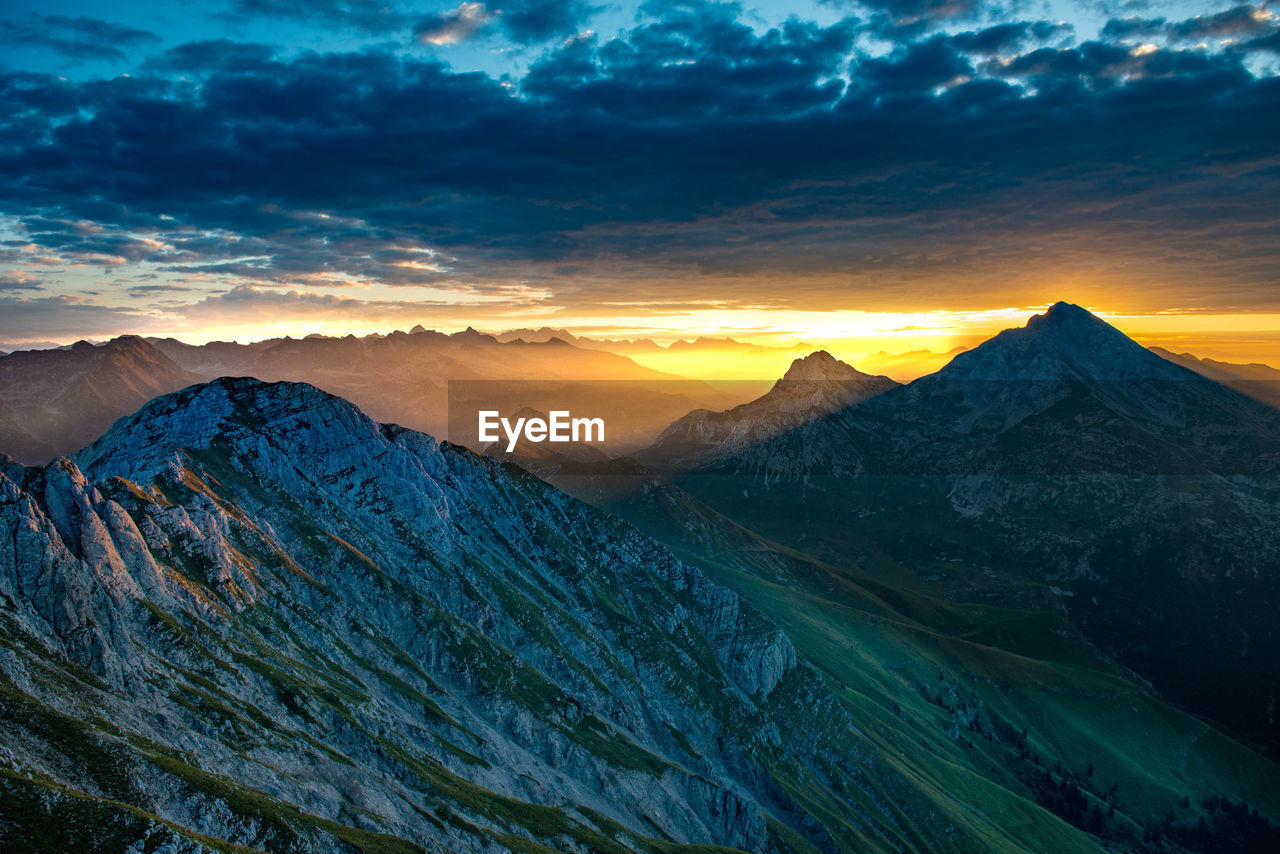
<box><xmin>690</xmin><ymin>301</ymin><xmax>1280</xmax><ymax>483</ymax></box>
<box><xmin>450</xmin><ymin>326</ymin><xmax>496</xmax><ymax>342</ymax></box>
<box><xmin>773</xmin><ymin>350</ymin><xmax>896</xmax><ymax>399</ymax></box>
<box><xmin>61</xmin><ymin>334</ymin><xmax>165</xmax><ymax>358</ymax></box>
<box><xmin>106</xmin><ymin>333</ymin><xmax>152</xmax><ymax>348</ymax></box>
<box><xmin>108</xmin><ymin>374</ymin><xmax>357</xmax><ymax>429</ymax></box>
<box><xmin>0</xmin><ymin>333</ymin><xmax>200</xmax><ymax>466</ymax></box>
<box><xmin>780</xmin><ymin>349</ymin><xmax>858</xmax><ymax>382</ymax></box>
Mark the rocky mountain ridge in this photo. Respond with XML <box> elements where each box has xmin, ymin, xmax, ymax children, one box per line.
<box><xmin>0</xmin><ymin>376</ymin><xmax>1001</xmax><ymax>853</ymax></box>
<box><xmin>0</xmin><ymin>330</ymin><xmax>746</xmax><ymax>465</ymax></box>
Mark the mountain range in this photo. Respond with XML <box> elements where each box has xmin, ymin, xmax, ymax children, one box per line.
<box><xmin>1149</xmin><ymin>346</ymin><xmax>1280</xmax><ymax>410</ymax></box>
<box><xmin>1</xmin><ymin>378</ymin><xmax>890</xmax><ymax>852</ymax></box>
<box><xmin>0</xmin><ymin>376</ymin><xmax>1131</xmax><ymax>853</ymax></box>
<box><xmin>1</xmin><ymin>303</ymin><xmax>1278</xmax><ymax>851</ymax></box>
<box><xmin>492</xmin><ymin>329</ymin><xmax>813</xmax><ymax>356</ymax></box>
<box><xmin>647</xmin><ymin>303</ymin><xmax>1280</xmax><ymax>760</ymax></box>
<box><xmin>0</xmin><ymin>330</ymin><xmax>752</xmax><ymax>466</ymax></box>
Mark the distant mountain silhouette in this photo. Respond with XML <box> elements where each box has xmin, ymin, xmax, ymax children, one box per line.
<box><xmin>0</xmin><ymin>329</ymin><xmax>747</xmax><ymax>463</ymax></box>
<box><xmin>1150</xmin><ymin>346</ymin><xmax>1280</xmax><ymax>409</ymax></box>
<box><xmin>638</xmin><ymin>350</ymin><xmax>898</xmax><ymax>469</ymax></box>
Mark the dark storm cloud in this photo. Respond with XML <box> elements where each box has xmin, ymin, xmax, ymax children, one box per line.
<box><xmin>857</xmin><ymin>36</ymin><xmax>972</xmax><ymax>91</ymax></box>
<box><xmin>988</xmin><ymin>40</ymin><xmax>1133</xmax><ymax>80</ymax></box>
<box><xmin>860</xmin><ymin>12</ymin><xmax>934</xmax><ymax>43</ymax></box>
<box><xmin>950</xmin><ymin>23</ymin><xmax>1031</xmax><ymax>54</ymax></box>
<box><xmin>830</xmin><ymin>0</ymin><xmax>989</xmax><ymax>44</ymax></box>
<box><xmin>498</xmin><ymin>0</ymin><xmax>598</xmax><ymax>42</ymax></box>
<box><xmin>1100</xmin><ymin>16</ymin><xmax>1166</xmax><ymax>39</ymax></box>
<box><xmin>0</xmin><ymin>0</ymin><xmax>1278</xmax><ymax>311</ymax></box>
<box><xmin>1238</xmin><ymin>26</ymin><xmax>1280</xmax><ymax>52</ymax></box>
<box><xmin>1167</xmin><ymin>4</ymin><xmax>1273</xmax><ymax>41</ymax></box>
<box><xmin>954</xmin><ymin>21</ymin><xmax>1074</xmax><ymax>54</ymax></box>
<box><xmin>523</xmin><ymin>2</ymin><xmax>858</xmax><ymax>118</ymax></box>
<box><xmin>0</xmin><ymin>14</ymin><xmax>160</xmax><ymax>63</ymax></box>
<box><xmin>227</xmin><ymin>0</ymin><xmax>409</xmax><ymax>33</ymax></box>
<box><xmin>144</xmin><ymin>40</ymin><xmax>279</xmax><ymax>74</ymax></box>
<box><xmin>822</xmin><ymin>0</ymin><xmax>979</xmax><ymax>21</ymax></box>
<box><xmin>17</xmin><ymin>227</ymin><xmax>173</xmax><ymax>265</ymax></box>
<box><xmin>0</xmin><ymin>275</ymin><xmax>42</xmax><ymax>292</ymax></box>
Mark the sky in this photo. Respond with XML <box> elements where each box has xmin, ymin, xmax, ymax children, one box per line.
<box><xmin>1</xmin><ymin>0</ymin><xmax>1278</xmax><ymax>366</ymax></box>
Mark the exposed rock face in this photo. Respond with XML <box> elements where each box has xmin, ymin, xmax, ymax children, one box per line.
<box><xmin>0</xmin><ymin>377</ymin><xmax>923</xmax><ymax>853</ymax></box>
<box><xmin>638</xmin><ymin>350</ymin><xmax>898</xmax><ymax>470</ymax></box>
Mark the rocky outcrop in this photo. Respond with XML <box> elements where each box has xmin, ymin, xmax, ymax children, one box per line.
<box><xmin>0</xmin><ymin>378</ymin><xmax>912</xmax><ymax>853</ymax></box>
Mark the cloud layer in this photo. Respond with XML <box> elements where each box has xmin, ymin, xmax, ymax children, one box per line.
<box><xmin>1</xmin><ymin>0</ymin><xmax>1278</xmax><ymax>340</ymax></box>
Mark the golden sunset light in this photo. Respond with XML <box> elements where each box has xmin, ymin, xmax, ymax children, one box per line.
<box><xmin>3</xmin><ymin>0</ymin><xmax>1279</xmax><ymax>849</ymax></box>
<box><xmin>110</xmin><ymin>303</ymin><xmax>1280</xmax><ymax>382</ymax></box>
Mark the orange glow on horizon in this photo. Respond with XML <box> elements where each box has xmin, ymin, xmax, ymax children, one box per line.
<box><xmin>24</xmin><ymin>303</ymin><xmax>1278</xmax><ymax>381</ymax></box>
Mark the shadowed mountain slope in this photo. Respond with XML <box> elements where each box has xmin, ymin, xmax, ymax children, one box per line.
<box><xmin>541</xmin><ymin>455</ymin><xmax>1280</xmax><ymax>852</ymax></box>
<box><xmin>659</xmin><ymin>303</ymin><xmax>1280</xmax><ymax>760</ymax></box>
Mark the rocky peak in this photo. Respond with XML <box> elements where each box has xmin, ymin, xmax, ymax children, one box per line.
<box><xmin>1027</xmin><ymin>300</ymin><xmax>1101</xmax><ymax>329</ymax></box>
<box><xmin>74</xmin><ymin>377</ymin><xmax>395</xmax><ymax>485</ymax></box>
<box><xmin>108</xmin><ymin>334</ymin><xmax>151</xmax><ymax>349</ymax></box>
<box><xmin>638</xmin><ymin>351</ymin><xmax>898</xmax><ymax>470</ymax></box>
<box><xmin>450</xmin><ymin>326</ymin><xmax>496</xmax><ymax>343</ymax></box>
<box><xmin>938</xmin><ymin>300</ymin><xmax>1190</xmax><ymax>383</ymax></box>
<box><xmin>772</xmin><ymin>351</ymin><xmax>897</xmax><ymax>403</ymax></box>
<box><xmin>101</xmin><ymin>334</ymin><xmax>185</xmax><ymax>367</ymax></box>
<box><xmin>780</xmin><ymin>350</ymin><xmax>863</xmax><ymax>383</ymax></box>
